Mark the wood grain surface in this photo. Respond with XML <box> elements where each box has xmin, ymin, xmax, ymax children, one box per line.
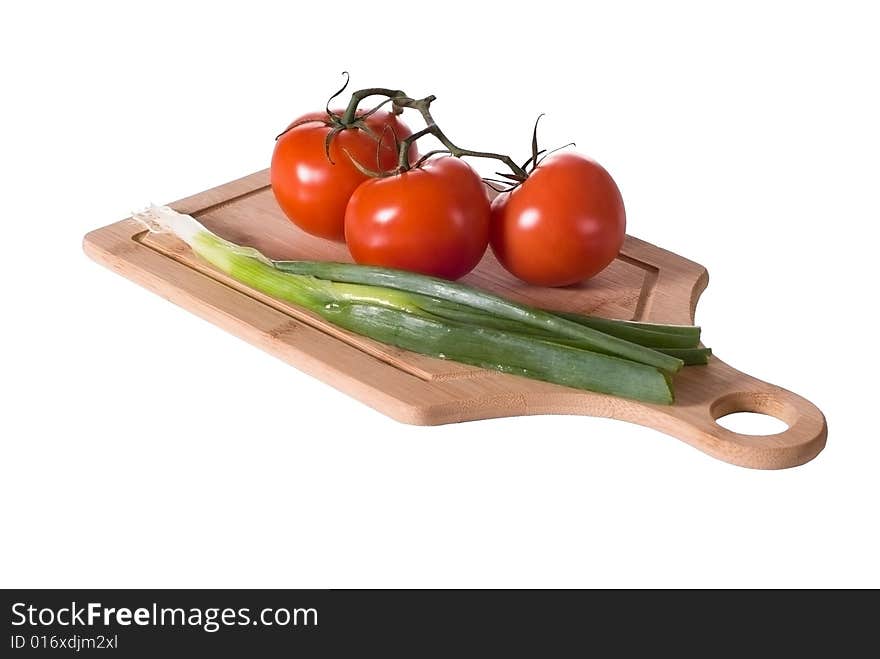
<box><xmin>83</xmin><ymin>170</ymin><xmax>827</xmax><ymax>469</ymax></box>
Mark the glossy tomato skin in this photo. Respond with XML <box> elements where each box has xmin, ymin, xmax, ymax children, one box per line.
<box><xmin>271</xmin><ymin>110</ymin><xmax>415</xmax><ymax>242</ymax></box>
<box><xmin>489</xmin><ymin>153</ymin><xmax>626</xmax><ymax>287</ymax></box>
<box><xmin>344</xmin><ymin>157</ymin><xmax>490</xmax><ymax>280</ymax></box>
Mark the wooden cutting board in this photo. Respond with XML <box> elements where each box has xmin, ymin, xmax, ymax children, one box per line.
<box><xmin>83</xmin><ymin>170</ymin><xmax>826</xmax><ymax>469</ymax></box>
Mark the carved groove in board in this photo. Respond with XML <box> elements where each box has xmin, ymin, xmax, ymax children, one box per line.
<box><xmin>617</xmin><ymin>253</ymin><xmax>660</xmax><ymax>321</ymax></box>
<box><xmin>187</xmin><ymin>185</ymin><xmax>271</xmax><ymax>218</ymax></box>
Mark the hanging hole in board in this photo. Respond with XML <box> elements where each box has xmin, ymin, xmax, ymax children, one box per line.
<box><xmin>715</xmin><ymin>411</ymin><xmax>789</xmax><ymax>436</ymax></box>
<box><xmin>710</xmin><ymin>392</ymin><xmax>795</xmax><ymax>437</ymax></box>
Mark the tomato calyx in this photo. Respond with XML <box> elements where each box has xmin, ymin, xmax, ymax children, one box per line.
<box><xmin>275</xmin><ymin>72</ymin><xmax>411</xmax><ymax>165</ymax></box>
<box><xmin>483</xmin><ymin>114</ymin><xmax>576</xmax><ymax>193</ymax></box>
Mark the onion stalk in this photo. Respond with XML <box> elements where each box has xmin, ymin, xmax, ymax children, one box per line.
<box><xmin>132</xmin><ymin>206</ymin><xmax>708</xmax><ymax>404</ymax></box>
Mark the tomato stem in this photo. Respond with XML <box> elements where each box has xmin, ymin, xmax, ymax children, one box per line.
<box><xmin>340</xmin><ymin>87</ymin><xmax>408</xmax><ymax>125</ymax></box>
<box><xmin>333</xmin><ymin>81</ymin><xmax>537</xmax><ymax>183</ymax></box>
<box><xmin>394</xmin><ymin>96</ymin><xmax>529</xmax><ymax>179</ymax></box>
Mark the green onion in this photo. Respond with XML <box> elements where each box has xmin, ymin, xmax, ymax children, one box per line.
<box><xmin>273</xmin><ymin>260</ymin><xmax>684</xmax><ymax>374</ymax></box>
<box><xmin>131</xmin><ymin>206</ymin><xmax>702</xmax><ymax>404</ymax></box>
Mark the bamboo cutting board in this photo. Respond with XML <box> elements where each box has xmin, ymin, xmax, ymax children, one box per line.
<box><xmin>83</xmin><ymin>170</ymin><xmax>826</xmax><ymax>469</ymax></box>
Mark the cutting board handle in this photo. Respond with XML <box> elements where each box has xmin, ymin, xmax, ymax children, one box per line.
<box><xmin>659</xmin><ymin>358</ymin><xmax>827</xmax><ymax>469</ymax></box>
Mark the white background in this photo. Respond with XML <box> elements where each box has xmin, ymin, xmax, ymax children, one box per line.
<box><xmin>2</xmin><ymin>1</ymin><xmax>878</xmax><ymax>588</ymax></box>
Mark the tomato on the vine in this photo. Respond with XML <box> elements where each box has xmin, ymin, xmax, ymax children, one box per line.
<box><xmin>489</xmin><ymin>153</ymin><xmax>626</xmax><ymax>287</ymax></box>
<box><xmin>344</xmin><ymin>156</ymin><xmax>491</xmax><ymax>280</ymax></box>
<box><xmin>271</xmin><ymin>110</ymin><xmax>416</xmax><ymax>242</ymax></box>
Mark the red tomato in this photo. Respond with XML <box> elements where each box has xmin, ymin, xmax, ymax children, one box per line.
<box><xmin>489</xmin><ymin>153</ymin><xmax>626</xmax><ymax>286</ymax></box>
<box><xmin>344</xmin><ymin>156</ymin><xmax>490</xmax><ymax>280</ymax></box>
<box><xmin>271</xmin><ymin>110</ymin><xmax>415</xmax><ymax>242</ymax></box>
